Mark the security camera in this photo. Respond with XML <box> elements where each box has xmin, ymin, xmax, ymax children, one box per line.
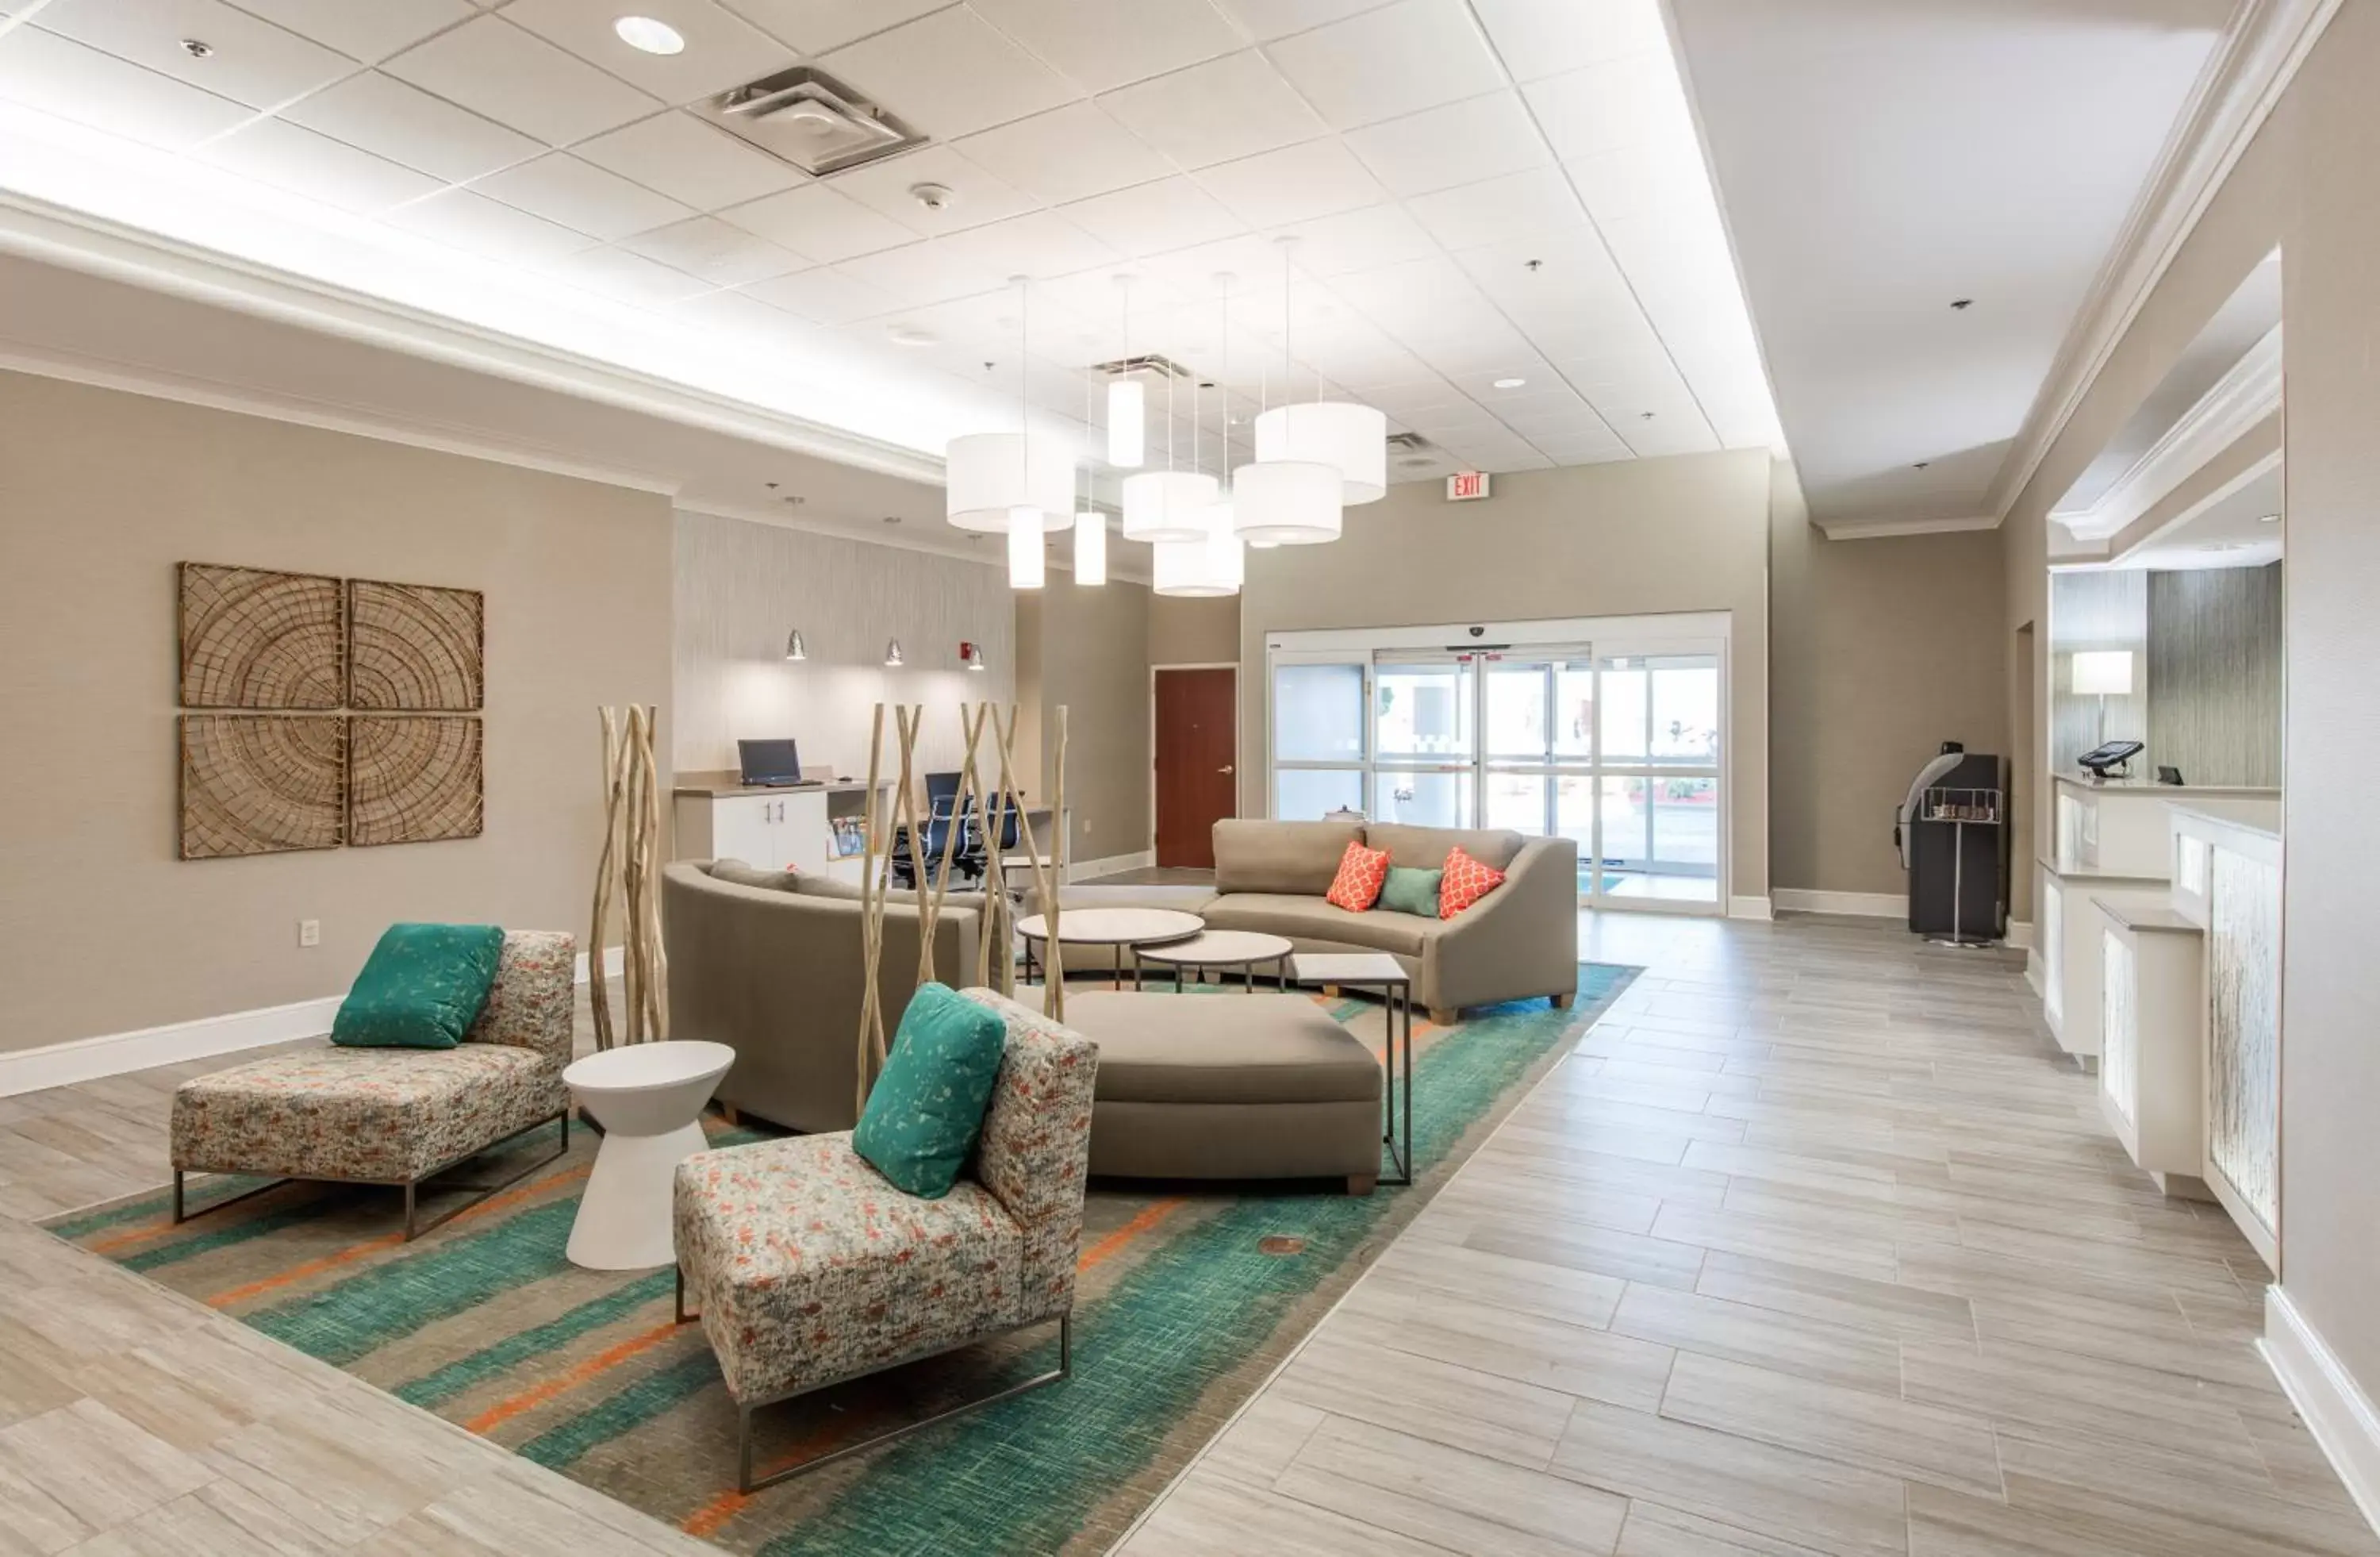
<box><xmin>1468</xmin><ymin>625</ymin><xmax>1486</xmax><ymax>638</ymax></box>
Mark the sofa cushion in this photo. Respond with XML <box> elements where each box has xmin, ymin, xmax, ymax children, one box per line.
<box><xmin>332</xmin><ymin>924</ymin><xmax>505</xmax><ymax>1050</ymax></box>
<box><xmin>854</xmin><ymin>982</ymin><xmax>1006</xmax><ymax>1199</ymax></box>
<box><xmin>1201</xmin><ymin>893</ymin><xmax>1441</xmax><ymax>956</ymax></box>
<box><xmin>1213</xmin><ymin>819</ymin><xmax>1361</xmax><ymax>896</ymax></box>
<box><xmin>1379</xmin><ymin>864</ymin><xmax>1444</xmax><ymax>917</ymax></box>
<box><xmin>1062</xmin><ymin>994</ymin><xmax>1380</xmax><ymax>1105</ymax></box>
<box><xmin>171</xmin><ymin>1044</ymin><xmax>561</xmax><ymax>1183</ymax></box>
<box><xmin>1440</xmin><ymin>844</ymin><xmax>1508</xmax><ymax>917</ymax></box>
<box><xmin>672</xmin><ymin>1133</ymin><xmax>1023</xmax><ymax>1401</ymax></box>
<box><xmin>792</xmin><ymin>873</ymin><xmax>868</xmax><ymax>901</ymax></box>
<box><xmin>1325</xmin><ymin>840</ymin><xmax>1390</xmax><ymax>912</ymax></box>
<box><xmin>1365</xmin><ymin>823</ymin><xmax>1526</xmax><ymax>873</ymax></box>
<box><xmin>708</xmin><ymin>859</ymin><xmax>797</xmax><ymax>892</ymax></box>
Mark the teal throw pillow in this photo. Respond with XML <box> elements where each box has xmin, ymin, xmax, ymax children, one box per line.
<box><xmin>331</xmin><ymin>923</ymin><xmax>505</xmax><ymax>1049</ymax></box>
<box><xmin>1379</xmin><ymin>865</ymin><xmax>1444</xmax><ymax>917</ymax></box>
<box><xmin>854</xmin><ymin>982</ymin><xmax>1008</xmax><ymax>1199</ymax></box>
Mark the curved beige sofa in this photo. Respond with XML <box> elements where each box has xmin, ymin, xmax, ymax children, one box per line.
<box><xmin>1196</xmin><ymin>820</ymin><xmax>1580</xmax><ymax>1022</ymax></box>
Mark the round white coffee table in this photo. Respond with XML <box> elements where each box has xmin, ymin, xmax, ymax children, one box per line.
<box><xmin>1134</xmin><ymin>930</ymin><xmax>1296</xmax><ymax>992</ymax></box>
<box><xmin>1015</xmin><ymin>907</ymin><xmax>1203</xmax><ymax>990</ymax></box>
<box><xmin>562</xmin><ymin>1040</ymin><xmax>735</xmax><ymax>1271</ymax></box>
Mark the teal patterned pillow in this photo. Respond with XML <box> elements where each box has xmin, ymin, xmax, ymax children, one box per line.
<box><xmin>854</xmin><ymin>983</ymin><xmax>1008</xmax><ymax>1199</ymax></box>
<box><xmin>1379</xmin><ymin>864</ymin><xmax>1444</xmax><ymax>917</ymax></box>
<box><xmin>331</xmin><ymin>923</ymin><xmax>505</xmax><ymax>1049</ymax></box>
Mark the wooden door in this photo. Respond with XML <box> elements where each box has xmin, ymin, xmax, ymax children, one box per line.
<box><xmin>1154</xmin><ymin>667</ymin><xmax>1237</xmax><ymax>868</ymax></box>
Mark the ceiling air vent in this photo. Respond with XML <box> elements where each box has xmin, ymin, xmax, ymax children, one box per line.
<box><xmin>693</xmin><ymin>67</ymin><xmax>923</xmax><ymax>177</ymax></box>
<box><xmin>1386</xmin><ymin>432</ymin><xmax>1443</xmax><ymax>471</ymax></box>
<box><xmin>1090</xmin><ymin>352</ymin><xmax>1195</xmax><ymax>381</ymax></box>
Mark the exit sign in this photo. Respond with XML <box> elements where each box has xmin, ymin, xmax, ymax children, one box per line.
<box><xmin>1447</xmin><ymin>470</ymin><xmax>1491</xmax><ymax>502</ymax></box>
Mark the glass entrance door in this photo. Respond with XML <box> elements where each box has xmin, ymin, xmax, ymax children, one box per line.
<box><xmin>1590</xmin><ymin>650</ymin><xmax>1721</xmax><ymax>906</ymax></box>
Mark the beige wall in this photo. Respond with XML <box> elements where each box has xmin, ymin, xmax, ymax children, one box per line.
<box><xmin>2003</xmin><ymin>2</ymin><xmax>2380</xmax><ymax>1404</ymax></box>
<box><xmin>1018</xmin><ymin>579</ymin><xmax>1151</xmax><ymax>864</ymax></box>
<box><xmin>0</xmin><ymin>371</ymin><xmax>672</xmax><ymax>1051</ymax></box>
<box><xmin>1150</xmin><ymin>594</ymin><xmax>1239</xmax><ymax>666</ymax></box>
<box><xmin>1238</xmin><ymin>452</ymin><xmax>1774</xmax><ymax>899</ymax></box>
<box><xmin>673</xmin><ymin>510</ymin><xmax>1015</xmax><ymax>783</ymax></box>
<box><xmin>1768</xmin><ymin>463</ymin><xmax>2006</xmax><ymax>898</ymax></box>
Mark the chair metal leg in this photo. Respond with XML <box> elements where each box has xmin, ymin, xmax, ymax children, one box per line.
<box><xmin>172</xmin><ymin>1171</ymin><xmax>184</xmax><ymax>1224</ymax></box>
<box><xmin>404</xmin><ymin>1180</ymin><xmax>416</xmax><ymax>1241</ymax></box>
<box><xmin>675</xmin><ymin>1264</ymin><xmax>698</xmax><ymax>1324</ymax></box>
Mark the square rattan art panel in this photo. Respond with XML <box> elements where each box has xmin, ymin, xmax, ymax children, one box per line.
<box><xmin>348</xmin><ymin>579</ymin><xmax>484</xmax><ymax>711</ymax></box>
<box><xmin>178</xmin><ymin>563</ymin><xmax>346</xmax><ymax>709</ymax></box>
<box><xmin>348</xmin><ymin>715</ymin><xmax>483</xmax><ymax>847</ymax></box>
<box><xmin>178</xmin><ymin>715</ymin><xmax>345</xmax><ymax>858</ymax></box>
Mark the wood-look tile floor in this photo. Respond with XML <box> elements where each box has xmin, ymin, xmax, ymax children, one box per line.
<box><xmin>1117</xmin><ymin>912</ymin><xmax>2380</xmax><ymax>1557</ymax></box>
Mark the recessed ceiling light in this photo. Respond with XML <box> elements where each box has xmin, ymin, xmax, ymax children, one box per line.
<box><xmin>1492</xmin><ymin>377</ymin><xmax>1526</xmax><ymax>390</ymax></box>
<box><xmin>1950</xmin><ymin>298</ymin><xmax>1974</xmax><ymax>310</ymax></box>
<box><xmin>885</xmin><ymin>325</ymin><xmax>937</xmax><ymax>348</ymax></box>
<box><xmin>179</xmin><ymin>37</ymin><xmax>213</xmax><ymax>58</ymax></box>
<box><xmin>613</xmin><ymin>15</ymin><xmax>685</xmax><ymax>55</ymax></box>
<box><xmin>2258</xmin><ymin>512</ymin><xmax>2282</xmax><ymax>524</ymax></box>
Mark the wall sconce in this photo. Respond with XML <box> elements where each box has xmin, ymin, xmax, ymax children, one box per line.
<box><xmin>960</xmin><ymin>641</ymin><xmax>988</xmax><ymax>671</ymax></box>
<box><xmin>783</xmin><ymin>629</ymin><xmax>806</xmax><ymax>662</ymax></box>
<box><xmin>884</xmin><ymin>638</ymin><xmax>904</xmax><ymax>667</ymax></box>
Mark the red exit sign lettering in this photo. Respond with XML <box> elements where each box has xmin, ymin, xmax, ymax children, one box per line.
<box><xmin>1446</xmin><ymin>470</ymin><xmax>1491</xmax><ymax>502</ymax></box>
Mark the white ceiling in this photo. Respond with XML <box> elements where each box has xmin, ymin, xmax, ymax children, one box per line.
<box><xmin>1668</xmin><ymin>0</ymin><xmax>2236</xmax><ymax>529</ymax></box>
<box><xmin>0</xmin><ymin>0</ymin><xmax>1781</xmax><ymax>502</ymax></box>
<box><xmin>2117</xmin><ymin>462</ymin><xmax>2282</xmax><ymax>571</ymax></box>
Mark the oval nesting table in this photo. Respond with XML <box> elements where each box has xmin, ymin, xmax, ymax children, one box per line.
<box><xmin>1133</xmin><ymin>929</ymin><xmax>1297</xmax><ymax>992</ymax></box>
<box><xmin>1015</xmin><ymin>907</ymin><xmax>1204</xmax><ymax>991</ymax></box>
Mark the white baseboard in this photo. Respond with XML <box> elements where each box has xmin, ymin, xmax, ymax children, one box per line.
<box><xmin>1070</xmin><ymin>850</ymin><xmax>1155</xmax><ymax>882</ymax></box>
<box><xmin>1772</xmin><ymin>888</ymin><xmax>1906</xmax><ymax>920</ymax></box>
<box><xmin>2025</xmin><ymin>948</ymin><xmax>2046</xmax><ymax>1000</ymax></box>
<box><xmin>2006</xmin><ymin>919</ymin><xmax>2035</xmax><ymax>951</ymax></box>
<box><xmin>1726</xmin><ymin>895</ymin><xmax>1772</xmax><ymax>921</ymax></box>
<box><xmin>0</xmin><ymin>941</ymin><xmax>628</xmax><ymax>1099</ymax></box>
<box><xmin>2263</xmin><ymin>1285</ymin><xmax>2380</xmax><ymax>1540</ymax></box>
<box><xmin>574</xmin><ymin>945</ymin><xmax>628</xmax><ymax>985</ymax></box>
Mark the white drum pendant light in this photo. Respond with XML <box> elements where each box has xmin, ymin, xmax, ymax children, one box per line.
<box><xmin>1006</xmin><ymin>505</ymin><xmax>1044</xmax><ymax>589</ymax></box>
<box><xmin>1153</xmin><ymin>507</ymin><xmax>1243</xmax><ymax>598</ymax></box>
<box><xmin>949</xmin><ymin>276</ymin><xmax>1074</xmax><ymax>536</ymax></box>
<box><xmin>1121</xmin><ymin>470</ymin><xmax>1218</xmax><ymax>542</ymax></box>
<box><xmin>1231</xmin><ymin>457</ymin><xmax>1341</xmax><ymax>545</ymax></box>
<box><xmin>1252</xmin><ymin>403</ymin><xmax>1386</xmax><ymax>506</ymax></box>
<box><xmin>1075</xmin><ymin>507</ymin><xmax>1107</xmax><ymax>586</ymax></box>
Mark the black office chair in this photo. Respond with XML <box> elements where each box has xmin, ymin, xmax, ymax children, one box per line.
<box><xmin>892</xmin><ymin>774</ymin><xmax>975</xmax><ymax>888</ymax></box>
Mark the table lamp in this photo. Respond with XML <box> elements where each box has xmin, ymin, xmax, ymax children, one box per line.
<box><xmin>2071</xmin><ymin>650</ymin><xmax>2134</xmax><ymax>745</ymax></box>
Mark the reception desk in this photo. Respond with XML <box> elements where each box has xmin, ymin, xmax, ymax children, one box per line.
<box><xmin>672</xmin><ymin>774</ymin><xmax>1065</xmax><ymax>887</ymax></box>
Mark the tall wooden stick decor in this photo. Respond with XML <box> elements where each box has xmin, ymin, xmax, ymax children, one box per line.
<box><xmin>589</xmin><ymin>704</ymin><xmax>666</xmax><ymax>1050</ymax></box>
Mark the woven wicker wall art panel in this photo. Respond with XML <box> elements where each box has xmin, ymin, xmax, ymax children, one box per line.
<box><xmin>348</xmin><ymin>579</ymin><xmax>484</xmax><ymax>710</ymax></box>
<box><xmin>178</xmin><ymin>715</ymin><xmax>345</xmax><ymax>859</ymax></box>
<box><xmin>349</xmin><ymin>715</ymin><xmax>483</xmax><ymax>847</ymax></box>
<box><xmin>178</xmin><ymin>563</ymin><xmax>346</xmax><ymax>709</ymax></box>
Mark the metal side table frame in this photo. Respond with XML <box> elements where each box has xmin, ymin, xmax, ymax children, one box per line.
<box><xmin>1291</xmin><ymin>952</ymin><xmax>1414</xmax><ymax>1187</ymax></box>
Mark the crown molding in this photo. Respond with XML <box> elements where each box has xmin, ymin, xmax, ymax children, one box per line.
<box><xmin>1814</xmin><ymin>513</ymin><xmax>1998</xmax><ymax>541</ymax></box>
<box><xmin>0</xmin><ymin>192</ymin><xmax>948</xmax><ymax>490</ymax></box>
<box><xmin>2052</xmin><ymin>325</ymin><xmax>2282</xmax><ymax>540</ymax></box>
<box><xmin>1987</xmin><ymin>0</ymin><xmax>2340</xmax><ymax>522</ymax></box>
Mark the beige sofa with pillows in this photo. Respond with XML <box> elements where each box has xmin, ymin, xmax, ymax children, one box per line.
<box><xmin>1196</xmin><ymin>820</ymin><xmax>1580</xmax><ymax>1023</ymax></box>
<box><xmin>662</xmin><ymin>859</ymin><xmax>984</xmax><ymax>1133</ymax></box>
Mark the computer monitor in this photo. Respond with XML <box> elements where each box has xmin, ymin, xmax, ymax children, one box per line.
<box><xmin>737</xmin><ymin>739</ymin><xmax>803</xmax><ymax>786</ymax></box>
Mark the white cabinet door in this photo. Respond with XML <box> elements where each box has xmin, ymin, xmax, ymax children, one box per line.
<box><xmin>779</xmin><ymin>791</ymin><xmax>831</xmax><ymax>875</ymax></box>
<box><xmin>709</xmin><ymin>796</ymin><xmax>781</xmax><ymax>868</ymax></box>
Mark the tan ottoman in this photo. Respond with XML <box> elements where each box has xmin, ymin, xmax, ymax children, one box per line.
<box><xmin>1061</xmin><ymin>992</ymin><xmax>1384</xmax><ymax>1194</ymax></box>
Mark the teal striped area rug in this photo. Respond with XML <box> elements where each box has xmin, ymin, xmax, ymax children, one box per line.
<box><xmin>53</xmin><ymin>965</ymin><xmax>1637</xmax><ymax>1555</ymax></box>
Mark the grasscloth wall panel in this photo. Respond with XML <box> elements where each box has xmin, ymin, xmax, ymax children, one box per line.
<box><xmin>2147</xmin><ymin>563</ymin><xmax>2282</xmax><ymax>786</ymax></box>
<box><xmin>673</xmin><ymin>512</ymin><xmax>1015</xmax><ymax>783</ymax></box>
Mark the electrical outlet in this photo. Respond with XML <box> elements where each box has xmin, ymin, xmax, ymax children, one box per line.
<box><xmin>298</xmin><ymin>919</ymin><xmax>321</xmax><ymax>948</ymax></box>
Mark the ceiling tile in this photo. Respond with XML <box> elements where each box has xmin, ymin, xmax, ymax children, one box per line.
<box><xmin>743</xmin><ymin>264</ymin><xmax>899</xmax><ymax>323</ymax></box>
<box><xmin>381</xmin><ymin>14</ymin><xmax>661</xmax><ymax>144</ymax></box>
<box><xmin>828</xmin><ymin>144</ymin><xmax>1038</xmax><ymax>237</ymax></box>
<box><xmin>572</xmin><ymin>111</ymin><xmax>806</xmax><ymax>210</ymax></box>
<box><xmin>716</xmin><ymin>0</ymin><xmax>946</xmax><ymax>55</ymax></box>
<box><xmin>835</xmin><ymin>237</ymin><xmax>1006</xmax><ymax>309</ymax></box>
<box><xmin>1564</xmin><ymin>142</ymin><xmax>1701</xmax><ymax>228</ymax></box>
<box><xmin>717</xmin><ymin>183</ymin><xmax>915</xmax><ymax>263</ymax></box>
<box><xmin>1455</xmin><ymin>228</ymin><xmax>1628</xmax><ymax>303</ymax></box>
<box><xmin>476</xmin><ymin>154</ymin><xmax>699</xmax><ymax>240</ymax></box>
<box><xmin>1471</xmin><ymin>0</ymin><xmax>1666</xmax><ymax>85</ymax></box>
<box><xmin>1343</xmin><ymin>90</ymin><xmax>1548</xmax><ymax>198</ymax></box>
<box><xmin>1204</xmin><ymin>0</ymin><xmax>1388</xmax><ymax>41</ymax></box>
<box><xmin>969</xmin><ymin>0</ymin><xmax>1241</xmax><ymax>94</ymax></box>
<box><xmin>1523</xmin><ymin>56</ymin><xmax>1666</xmax><ymax>162</ymax></box>
<box><xmin>938</xmin><ymin>210</ymin><xmax>1117</xmax><ymax>280</ymax></box>
<box><xmin>1194</xmin><ymin>138</ymin><xmax>1383</xmax><ymax>229</ymax></box>
<box><xmin>381</xmin><ymin>186</ymin><xmax>594</xmax><ymax>263</ymax></box>
<box><xmin>1097</xmin><ymin>50</ymin><xmax>1324</xmax><ymax>170</ymax></box>
<box><xmin>1404</xmin><ymin>165</ymin><xmax>1591</xmax><ymax>251</ymax></box>
<box><xmin>668</xmin><ymin>284</ymin><xmax>832</xmax><ymax>345</ymax></box>
<box><xmin>501</xmin><ymin>0</ymin><xmax>799</xmax><ymax>104</ymax></box>
<box><xmin>1271</xmin><ymin>202</ymin><xmax>1435</xmax><ymax>277</ymax></box>
<box><xmin>619</xmin><ymin>214</ymin><xmax>805</xmax><ymax>285</ymax></box>
<box><xmin>954</xmin><ymin>103</ymin><xmax>1171</xmax><ymax>206</ymax></box>
<box><xmin>192</xmin><ymin>117</ymin><xmax>444</xmax><ymax>212</ymax></box>
<box><xmin>1610</xmin><ymin>405</ymin><xmax>1719</xmax><ymax>458</ymax></box>
<box><xmin>226</xmin><ymin>0</ymin><xmax>473</xmax><ymax>64</ymax></box>
<box><xmin>1265</xmin><ymin>0</ymin><xmax>1504</xmax><ymax>130</ymax></box>
<box><xmin>819</xmin><ymin>6</ymin><xmax>1077</xmax><ymax>140</ymax></box>
<box><xmin>1059</xmin><ymin>175</ymin><xmax>1243</xmax><ymax>257</ymax></box>
<box><xmin>546</xmin><ymin>244</ymin><xmax>718</xmax><ymax>306</ymax></box>
<box><xmin>38</xmin><ymin>0</ymin><xmax>358</xmax><ymax>109</ymax></box>
<box><xmin>283</xmin><ymin>69</ymin><xmax>543</xmax><ymax>182</ymax></box>
<box><xmin>0</xmin><ymin>28</ymin><xmax>249</xmax><ymax>149</ymax></box>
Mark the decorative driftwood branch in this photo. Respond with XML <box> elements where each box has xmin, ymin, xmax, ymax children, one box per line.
<box><xmin>589</xmin><ymin>704</ymin><xmax>666</xmax><ymax>1049</ymax></box>
<box><xmin>589</xmin><ymin>707</ymin><xmax>623</xmax><ymax>1051</ymax></box>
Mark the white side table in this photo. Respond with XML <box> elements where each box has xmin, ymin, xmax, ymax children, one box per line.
<box><xmin>1134</xmin><ymin>930</ymin><xmax>1296</xmax><ymax>992</ymax></box>
<box><xmin>1292</xmin><ymin>953</ymin><xmax>1414</xmax><ymax>1187</ymax></box>
<box><xmin>562</xmin><ymin>1040</ymin><xmax>735</xmax><ymax>1271</ymax></box>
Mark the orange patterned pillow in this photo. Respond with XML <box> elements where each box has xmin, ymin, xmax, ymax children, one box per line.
<box><xmin>1438</xmin><ymin>844</ymin><xmax>1507</xmax><ymax>917</ymax></box>
<box><xmin>1325</xmin><ymin>840</ymin><xmax>1391</xmax><ymax>913</ymax></box>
